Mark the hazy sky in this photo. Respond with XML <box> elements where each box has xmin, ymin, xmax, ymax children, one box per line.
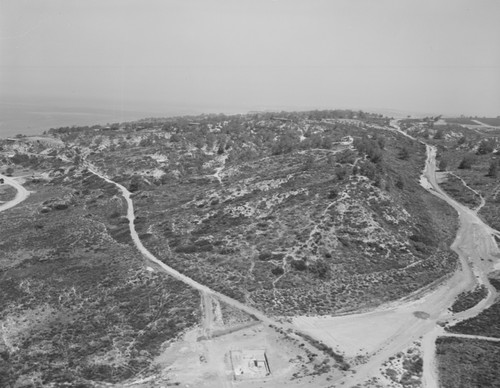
<box><xmin>2</xmin><ymin>0</ymin><xmax>500</xmax><ymax>116</ymax></box>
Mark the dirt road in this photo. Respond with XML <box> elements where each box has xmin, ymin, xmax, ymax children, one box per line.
<box><xmin>87</xmin><ymin>167</ymin><xmax>308</xmax><ymax>331</ymax></box>
<box><xmin>440</xmin><ymin>332</ymin><xmax>500</xmax><ymax>342</ymax></box>
<box><xmin>294</xmin><ymin>128</ymin><xmax>499</xmax><ymax>387</ymax></box>
<box><xmin>88</xmin><ymin>128</ymin><xmax>500</xmax><ymax>388</ymax></box>
<box><xmin>0</xmin><ymin>174</ymin><xmax>29</xmax><ymax>212</ymax></box>
<box><xmin>363</xmin><ymin>125</ymin><xmax>498</xmax><ymax>387</ymax></box>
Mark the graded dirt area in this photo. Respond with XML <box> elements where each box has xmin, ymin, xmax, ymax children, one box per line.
<box><xmin>148</xmin><ymin>323</ymin><xmax>340</xmax><ymax>388</ymax></box>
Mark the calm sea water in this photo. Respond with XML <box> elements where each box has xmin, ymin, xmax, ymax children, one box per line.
<box><xmin>0</xmin><ymin>101</ymin><xmax>169</xmax><ymax>138</ymax></box>
<box><xmin>0</xmin><ymin>98</ymin><xmax>303</xmax><ymax>138</ymax></box>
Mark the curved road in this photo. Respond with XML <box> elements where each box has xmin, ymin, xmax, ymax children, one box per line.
<box><xmin>87</xmin><ymin>167</ymin><xmax>308</xmax><ymax>331</ymax></box>
<box><xmin>389</xmin><ymin>123</ymin><xmax>498</xmax><ymax>388</ymax></box>
<box><xmin>0</xmin><ymin>174</ymin><xmax>29</xmax><ymax>212</ymax></box>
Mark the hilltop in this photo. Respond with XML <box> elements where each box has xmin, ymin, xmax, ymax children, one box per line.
<box><xmin>0</xmin><ymin>109</ymin><xmax>461</xmax><ymax>386</ymax></box>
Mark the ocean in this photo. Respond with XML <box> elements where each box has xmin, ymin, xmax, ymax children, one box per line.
<box><xmin>0</xmin><ymin>99</ymin><xmax>178</xmax><ymax>138</ymax></box>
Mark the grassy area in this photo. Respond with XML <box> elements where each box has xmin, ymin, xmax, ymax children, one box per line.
<box><xmin>436</xmin><ymin>337</ymin><xmax>500</xmax><ymax>388</ymax></box>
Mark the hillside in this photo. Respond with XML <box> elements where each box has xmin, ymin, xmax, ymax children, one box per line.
<box><xmin>0</xmin><ymin>110</ymin><xmax>461</xmax><ymax>386</ymax></box>
<box><xmin>399</xmin><ymin>118</ymin><xmax>500</xmax><ymax>230</ymax></box>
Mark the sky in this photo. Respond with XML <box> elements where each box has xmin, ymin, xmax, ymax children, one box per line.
<box><xmin>1</xmin><ymin>0</ymin><xmax>500</xmax><ymax>117</ymax></box>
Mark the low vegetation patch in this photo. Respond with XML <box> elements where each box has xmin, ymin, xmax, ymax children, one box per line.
<box><xmin>446</xmin><ymin>300</ymin><xmax>500</xmax><ymax>338</ymax></box>
<box><xmin>0</xmin><ymin>185</ymin><xmax>16</xmax><ymax>202</ymax></box>
<box><xmin>0</xmin><ymin>181</ymin><xmax>200</xmax><ymax>387</ymax></box>
<box><xmin>439</xmin><ymin>173</ymin><xmax>482</xmax><ymax>209</ymax></box>
<box><xmin>381</xmin><ymin>343</ymin><xmax>422</xmax><ymax>387</ymax></box>
<box><xmin>449</xmin><ymin>285</ymin><xmax>488</xmax><ymax>313</ymax></box>
<box><xmin>294</xmin><ymin>332</ymin><xmax>349</xmax><ymax>371</ymax></box>
<box><xmin>436</xmin><ymin>337</ymin><xmax>500</xmax><ymax>388</ymax></box>
<box><xmin>487</xmin><ymin>271</ymin><xmax>500</xmax><ymax>291</ymax></box>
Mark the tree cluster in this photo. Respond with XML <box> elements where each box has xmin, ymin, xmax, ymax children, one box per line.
<box><xmin>477</xmin><ymin>139</ymin><xmax>496</xmax><ymax>155</ymax></box>
<box><xmin>458</xmin><ymin>154</ymin><xmax>476</xmax><ymax>169</ymax></box>
<box><xmin>353</xmin><ymin>135</ymin><xmax>384</xmax><ymax>164</ymax></box>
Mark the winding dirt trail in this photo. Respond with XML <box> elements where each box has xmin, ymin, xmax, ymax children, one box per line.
<box><xmin>2</xmin><ymin>131</ymin><xmax>497</xmax><ymax>387</ymax></box>
<box><xmin>86</xmin><ymin>167</ymin><xmax>308</xmax><ymax>331</ymax></box>
<box><xmin>391</xmin><ymin>124</ymin><xmax>499</xmax><ymax>387</ymax></box>
<box><xmin>294</xmin><ymin>124</ymin><xmax>499</xmax><ymax>387</ymax></box>
<box><xmin>87</xmin><ymin>122</ymin><xmax>500</xmax><ymax>388</ymax></box>
<box><xmin>0</xmin><ymin>174</ymin><xmax>29</xmax><ymax>212</ymax></box>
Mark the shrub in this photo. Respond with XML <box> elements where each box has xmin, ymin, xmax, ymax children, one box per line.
<box><xmin>358</xmin><ymin>161</ymin><xmax>377</xmax><ymax>180</ymax></box>
<box><xmin>335</xmin><ymin>166</ymin><xmax>348</xmax><ymax>180</ymax></box>
<box><xmin>434</xmin><ymin>129</ymin><xmax>444</xmax><ymax>139</ymax></box>
<box><xmin>458</xmin><ymin>154</ymin><xmax>476</xmax><ymax>169</ymax></box>
<box><xmin>258</xmin><ymin>252</ymin><xmax>285</xmax><ymax>261</ymax></box>
<box><xmin>328</xmin><ymin>189</ymin><xmax>338</xmax><ymax>199</ymax></box>
<box><xmin>272</xmin><ymin>133</ymin><xmax>300</xmax><ymax>155</ymax></box>
<box><xmin>395</xmin><ymin>176</ymin><xmax>405</xmax><ymax>189</ymax></box>
<box><xmin>398</xmin><ymin>147</ymin><xmax>410</xmax><ymax>160</ymax></box>
<box><xmin>291</xmin><ymin>259</ymin><xmax>307</xmax><ymax>271</ymax></box>
<box><xmin>271</xmin><ymin>266</ymin><xmax>284</xmax><ymax>276</ymax></box>
<box><xmin>477</xmin><ymin>139</ymin><xmax>496</xmax><ymax>155</ymax></box>
<box><xmin>174</xmin><ymin>245</ymin><xmax>198</xmax><ymax>253</ymax></box>
<box><xmin>258</xmin><ymin>251</ymin><xmax>273</xmax><ymax>261</ymax></box>
<box><xmin>308</xmin><ymin>259</ymin><xmax>330</xmax><ymax>279</ymax></box>
<box><xmin>439</xmin><ymin>159</ymin><xmax>448</xmax><ymax>171</ymax></box>
<box><xmin>488</xmin><ymin>160</ymin><xmax>498</xmax><ymax>177</ymax></box>
<box><xmin>353</xmin><ymin>136</ymin><xmax>383</xmax><ymax>163</ymax></box>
